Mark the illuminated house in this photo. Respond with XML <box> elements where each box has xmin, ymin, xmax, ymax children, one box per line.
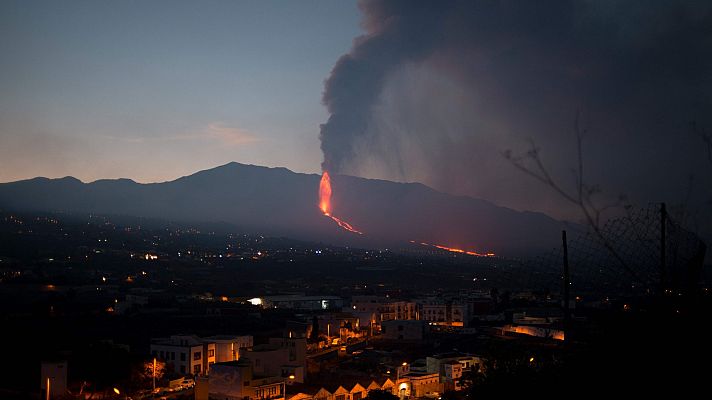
<box><xmin>418</xmin><ymin>298</ymin><xmax>469</xmax><ymax>327</ymax></box>
<box><xmin>426</xmin><ymin>353</ymin><xmax>484</xmax><ymax>390</ymax></box>
<box><xmin>204</xmin><ymin>335</ymin><xmax>254</xmax><ymax>362</ymax></box>
<box><xmin>349</xmin><ymin>296</ymin><xmax>418</xmax><ymax>334</ymax></box>
<box><xmin>151</xmin><ymin>335</ymin><xmax>216</xmax><ymax>376</ymax></box>
<box><xmin>204</xmin><ymin>332</ymin><xmax>305</xmax><ymax>400</ymax></box>
<box><xmin>254</xmin><ymin>295</ymin><xmax>344</xmax><ymax>311</ymax></box>
<box><xmin>308</xmin><ymin>312</ymin><xmax>365</xmax><ymax>344</ymax></box>
<box><xmin>240</xmin><ymin>334</ymin><xmax>307</xmax><ymax>383</ymax></box>
<box><xmin>151</xmin><ymin>334</ymin><xmax>253</xmax><ymax>375</ymax></box>
<box><xmin>285</xmin><ymin>378</ymin><xmax>396</xmax><ymax>400</ymax></box>
<box><xmin>395</xmin><ymin>373</ymin><xmax>441</xmax><ymax>399</ymax></box>
<box><xmin>501</xmin><ymin>324</ymin><xmax>565</xmax><ymax>340</ymax></box>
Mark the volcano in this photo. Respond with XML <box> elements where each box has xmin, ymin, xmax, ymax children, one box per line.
<box><xmin>0</xmin><ymin>162</ymin><xmax>573</xmax><ymax>255</ymax></box>
<box><xmin>319</xmin><ymin>171</ymin><xmax>363</xmax><ymax>235</ymax></box>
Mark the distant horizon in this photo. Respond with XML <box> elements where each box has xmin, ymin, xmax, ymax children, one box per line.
<box><xmin>0</xmin><ymin>160</ymin><xmax>320</xmax><ymax>185</ymax></box>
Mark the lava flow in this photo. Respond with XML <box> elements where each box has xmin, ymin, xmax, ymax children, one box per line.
<box><xmin>319</xmin><ymin>171</ymin><xmax>363</xmax><ymax>235</ymax></box>
<box><xmin>415</xmin><ymin>241</ymin><xmax>495</xmax><ymax>257</ymax></box>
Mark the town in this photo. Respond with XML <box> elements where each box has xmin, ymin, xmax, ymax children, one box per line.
<box><xmin>3</xmin><ymin>210</ymin><xmax>709</xmax><ymax>399</ymax></box>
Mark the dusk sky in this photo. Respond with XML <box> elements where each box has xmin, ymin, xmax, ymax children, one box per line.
<box><xmin>2</xmin><ymin>0</ymin><xmax>711</xmax><ymax>222</ymax></box>
<box><xmin>0</xmin><ymin>0</ymin><xmax>360</xmax><ymax>183</ymax></box>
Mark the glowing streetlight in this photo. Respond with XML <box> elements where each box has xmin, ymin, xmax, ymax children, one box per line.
<box><xmin>113</xmin><ymin>388</ymin><xmax>120</xmax><ymax>395</ymax></box>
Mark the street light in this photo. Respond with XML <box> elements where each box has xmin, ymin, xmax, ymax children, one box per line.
<box><xmin>113</xmin><ymin>387</ymin><xmax>128</xmax><ymax>400</ymax></box>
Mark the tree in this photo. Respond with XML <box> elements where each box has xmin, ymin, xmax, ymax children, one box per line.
<box><xmin>503</xmin><ymin>115</ymin><xmax>650</xmax><ymax>286</ymax></box>
<box><xmin>129</xmin><ymin>358</ymin><xmax>166</xmax><ymax>391</ymax></box>
<box><xmin>309</xmin><ymin>315</ymin><xmax>320</xmax><ymax>342</ymax></box>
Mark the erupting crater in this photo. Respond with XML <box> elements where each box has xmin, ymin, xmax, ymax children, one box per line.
<box><xmin>319</xmin><ymin>171</ymin><xmax>363</xmax><ymax>235</ymax></box>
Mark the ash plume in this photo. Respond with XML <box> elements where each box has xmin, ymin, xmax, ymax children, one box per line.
<box><xmin>319</xmin><ymin>0</ymin><xmax>712</xmax><ymax>223</ymax></box>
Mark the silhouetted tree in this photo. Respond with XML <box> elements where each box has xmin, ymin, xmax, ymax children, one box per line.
<box><xmin>309</xmin><ymin>315</ymin><xmax>320</xmax><ymax>342</ymax></box>
<box><xmin>504</xmin><ymin>115</ymin><xmax>648</xmax><ymax>286</ymax></box>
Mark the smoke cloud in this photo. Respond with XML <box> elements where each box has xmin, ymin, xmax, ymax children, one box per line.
<box><xmin>319</xmin><ymin>0</ymin><xmax>712</xmax><ymax>221</ymax></box>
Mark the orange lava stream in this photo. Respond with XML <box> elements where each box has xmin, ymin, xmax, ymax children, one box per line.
<box><xmin>325</xmin><ymin>213</ymin><xmax>363</xmax><ymax>235</ymax></box>
<box><xmin>319</xmin><ymin>171</ymin><xmax>363</xmax><ymax>235</ymax></box>
<box><xmin>416</xmin><ymin>241</ymin><xmax>495</xmax><ymax>257</ymax></box>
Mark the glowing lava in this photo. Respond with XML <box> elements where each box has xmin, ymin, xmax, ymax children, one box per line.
<box><xmin>319</xmin><ymin>171</ymin><xmax>332</xmax><ymax>214</ymax></box>
<box><xmin>416</xmin><ymin>241</ymin><xmax>495</xmax><ymax>257</ymax></box>
<box><xmin>319</xmin><ymin>171</ymin><xmax>363</xmax><ymax>235</ymax></box>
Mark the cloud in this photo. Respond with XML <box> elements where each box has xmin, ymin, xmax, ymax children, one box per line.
<box><xmin>203</xmin><ymin>122</ymin><xmax>260</xmax><ymax>146</ymax></box>
<box><xmin>105</xmin><ymin>122</ymin><xmax>260</xmax><ymax>146</ymax></box>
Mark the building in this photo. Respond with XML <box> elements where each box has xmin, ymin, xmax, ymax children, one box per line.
<box><xmin>419</xmin><ymin>298</ymin><xmax>470</xmax><ymax>327</ymax></box>
<box><xmin>392</xmin><ymin>301</ymin><xmax>418</xmax><ymax>321</ymax></box>
<box><xmin>501</xmin><ymin>324</ymin><xmax>565</xmax><ymax>340</ymax></box>
<box><xmin>426</xmin><ymin>353</ymin><xmax>484</xmax><ymax>391</ymax></box>
<box><xmin>252</xmin><ymin>295</ymin><xmax>344</xmax><ymax>311</ymax></box>
<box><xmin>441</xmin><ymin>361</ymin><xmax>463</xmax><ymax>391</ymax></box>
<box><xmin>426</xmin><ymin>353</ymin><xmax>483</xmax><ymax>374</ymax></box>
<box><xmin>209</xmin><ymin>359</ymin><xmax>287</xmax><ymax>400</ymax></box>
<box><xmin>395</xmin><ymin>373</ymin><xmax>441</xmax><ymax>399</ymax></box>
<box><xmin>381</xmin><ymin>320</ymin><xmax>426</xmax><ymax>341</ymax></box>
<box><xmin>205</xmin><ymin>335</ymin><xmax>254</xmax><ymax>363</ymax></box>
<box><xmin>512</xmin><ymin>311</ymin><xmax>562</xmax><ymax>325</ymax></box>
<box><xmin>308</xmin><ymin>313</ymin><xmax>365</xmax><ymax>345</ymax></box>
<box><xmin>349</xmin><ymin>297</ymin><xmax>418</xmax><ymax>333</ymax></box>
<box><xmin>240</xmin><ymin>335</ymin><xmax>307</xmax><ymax>383</ymax></box>
<box><xmin>150</xmin><ymin>335</ymin><xmax>216</xmax><ymax>376</ymax></box>
<box><xmin>151</xmin><ymin>334</ymin><xmax>254</xmax><ymax>375</ymax></box>
<box><xmin>285</xmin><ymin>378</ymin><xmax>396</xmax><ymax>400</ymax></box>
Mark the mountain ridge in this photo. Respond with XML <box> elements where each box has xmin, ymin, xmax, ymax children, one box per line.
<box><xmin>0</xmin><ymin>162</ymin><xmax>573</xmax><ymax>255</ymax></box>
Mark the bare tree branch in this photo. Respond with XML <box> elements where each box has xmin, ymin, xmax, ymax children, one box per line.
<box><xmin>504</xmin><ymin>117</ymin><xmax>649</xmax><ymax>287</ymax></box>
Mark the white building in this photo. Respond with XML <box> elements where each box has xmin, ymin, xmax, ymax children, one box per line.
<box><xmin>253</xmin><ymin>295</ymin><xmax>343</xmax><ymax>311</ymax></box>
<box><xmin>426</xmin><ymin>353</ymin><xmax>484</xmax><ymax>390</ymax></box>
<box><xmin>205</xmin><ymin>335</ymin><xmax>254</xmax><ymax>363</ymax></box>
<box><xmin>150</xmin><ymin>335</ymin><xmax>216</xmax><ymax>376</ymax></box>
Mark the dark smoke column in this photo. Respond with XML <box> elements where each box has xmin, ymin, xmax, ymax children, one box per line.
<box><xmin>319</xmin><ymin>0</ymin><xmax>447</xmax><ymax>173</ymax></box>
